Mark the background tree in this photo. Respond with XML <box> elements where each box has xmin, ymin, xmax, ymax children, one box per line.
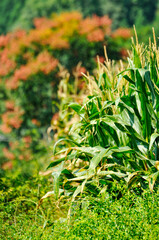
<box><xmin>0</xmin><ymin>0</ymin><xmax>158</xmax><ymax>34</ymax></box>
<box><xmin>100</xmin><ymin>0</ymin><xmax>158</xmax><ymax>29</ymax></box>
<box><xmin>0</xmin><ymin>0</ymin><xmax>26</xmax><ymax>34</ymax></box>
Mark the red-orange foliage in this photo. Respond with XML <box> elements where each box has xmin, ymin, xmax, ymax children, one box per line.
<box><xmin>112</xmin><ymin>28</ymin><xmax>131</xmax><ymax>39</ymax></box>
<box><xmin>0</xmin><ymin>103</ymin><xmax>23</xmax><ymax>133</ymax></box>
<box><xmin>2</xmin><ymin>161</ymin><xmax>13</xmax><ymax>170</ymax></box>
<box><xmin>3</xmin><ymin>147</ymin><xmax>15</xmax><ymax>160</ymax></box>
<box><xmin>0</xmin><ymin>12</ymin><xmax>131</xmax><ymax>163</ymax></box>
<box><xmin>0</xmin><ymin>49</ymin><xmax>16</xmax><ymax>76</ymax></box>
<box><xmin>5</xmin><ymin>51</ymin><xmax>58</xmax><ymax>89</ymax></box>
<box><xmin>73</xmin><ymin>65</ymin><xmax>87</xmax><ymax>78</ymax></box>
<box><xmin>0</xmin><ymin>35</ymin><xmax>10</xmax><ymax>48</ymax></box>
<box><xmin>5</xmin><ymin>100</ymin><xmax>15</xmax><ymax>110</ymax></box>
<box><xmin>87</xmin><ymin>29</ymin><xmax>105</xmax><ymax>42</ymax></box>
<box><xmin>79</xmin><ymin>15</ymin><xmax>111</xmax><ymax>36</ymax></box>
<box><xmin>0</xmin><ymin>11</ymin><xmax>130</xmax><ymax>90</ymax></box>
<box><xmin>31</xmin><ymin>118</ymin><xmax>40</xmax><ymax>126</ymax></box>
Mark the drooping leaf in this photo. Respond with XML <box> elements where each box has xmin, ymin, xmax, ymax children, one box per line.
<box><xmin>52</xmin><ymin>161</ymin><xmax>64</xmax><ymax>199</ymax></box>
<box><xmin>69</xmin><ymin>103</ymin><xmax>85</xmax><ymax>115</ymax></box>
<box><xmin>149</xmin><ymin>133</ymin><xmax>159</xmax><ymax>150</ymax></box>
<box><xmin>148</xmin><ymin>171</ymin><xmax>159</xmax><ymax>192</ymax></box>
<box><xmin>47</xmin><ymin>153</ymin><xmax>76</xmax><ymax>169</ymax></box>
<box><xmin>53</xmin><ymin>138</ymin><xmax>81</xmax><ymax>155</ymax></box>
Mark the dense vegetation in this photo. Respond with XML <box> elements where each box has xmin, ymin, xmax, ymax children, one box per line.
<box><xmin>44</xmin><ymin>34</ymin><xmax>159</xmax><ymax>203</ymax></box>
<box><xmin>1</xmin><ymin>182</ymin><xmax>158</xmax><ymax>239</ymax></box>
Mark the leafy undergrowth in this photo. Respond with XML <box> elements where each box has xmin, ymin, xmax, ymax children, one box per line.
<box><xmin>54</xmin><ymin>190</ymin><xmax>159</xmax><ymax>240</ymax></box>
<box><xmin>0</xmin><ymin>173</ymin><xmax>158</xmax><ymax>240</ymax></box>
<box><xmin>0</xmin><ymin>168</ymin><xmax>68</xmax><ymax>240</ymax></box>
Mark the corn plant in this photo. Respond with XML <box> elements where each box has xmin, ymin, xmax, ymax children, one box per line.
<box><xmin>44</xmin><ymin>36</ymin><xmax>159</xmax><ymax>202</ymax></box>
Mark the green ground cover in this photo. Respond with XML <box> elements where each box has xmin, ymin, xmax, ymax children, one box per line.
<box><xmin>0</xmin><ymin>175</ymin><xmax>158</xmax><ymax>240</ymax></box>
<box><xmin>0</xmin><ymin>161</ymin><xmax>159</xmax><ymax>240</ymax></box>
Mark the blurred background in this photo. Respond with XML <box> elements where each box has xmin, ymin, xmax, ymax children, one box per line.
<box><xmin>0</xmin><ymin>0</ymin><xmax>159</xmax><ymax>174</ymax></box>
<box><xmin>0</xmin><ymin>0</ymin><xmax>159</xmax><ymax>41</ymax></box>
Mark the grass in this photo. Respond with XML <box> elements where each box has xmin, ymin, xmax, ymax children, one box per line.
<box><xmin>54</xmin><ymin>191</ymin><xmax>159</xmax><ymax>240</ymax></box>
<box><xmin>0</xmin><ymin>170</ymin><xmax>68</xmax><ymax>240</ymax></box>
<box><xmin>0</xmin><ymin>171</ymin><xmax>158</xmax><ymax>239</ymax></box>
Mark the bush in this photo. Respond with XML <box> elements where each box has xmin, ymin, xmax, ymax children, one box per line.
<box><xmin>0</xmin><ymin>11</ymin><xmax>131</xmax><ymax>168</ymax></box>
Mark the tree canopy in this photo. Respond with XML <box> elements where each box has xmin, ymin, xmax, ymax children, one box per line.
<box><xmin>0</xmin><ymin>0</ymin><xmax>158</xmax><ymax>34</ymax></box>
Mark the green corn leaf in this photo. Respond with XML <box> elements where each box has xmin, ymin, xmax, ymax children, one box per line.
<box><xmin>121</xmin><ymin>109</ymin><xmax>143</xmax><ymax>137</ymax></box>
<box><xmin>72</xmin><ymin>146</ymin><xmax>101</xmax><ymax>157</ymax></box>
<box><xmin>69</xmin><ymin>103</ymin><xmax>85</xmax><ymax>114</ymax></box>
<box><xmin>81</xmin><ymin>179</ymin><xmax>87</xmax><ymax>193</ymax></box>
<box><xmin>89</xmin><ymin>146</ymin><xmax>133</xmax><ymax>174</ymax></box>
<box><xmin>71</xmin><ymin>185</ymin><xmax>82</xmax><ymax>202</ymax></box>
<box><xmin>119</xmin><ymin>99</ymin><xmax>134</xmax><ymax>113</ymax></box>
<box><xmin>96</xmin><ymin>125</ymin><xmax>110</xmax><ymax>147</ymax></box>
<box><xmin>85</xmin><ymin>181</ymin><xmax>100</xmax><ymax>195</ymax></box>
<box><xmin>102</xmin><ymin>72</ymin><xmax>112</xmax><ymax>89</ymax></box>
<box><xmin>53</xmin><ymin>138</ymin><xmax>81</xmax><ymax>155</ymax></box>
<box><xmin>47</xmin><ymin>153</ymin><xmax>76</xmax><ymax>169</ymax></box>
<box><xmin>135</xmin><ymin>69</ymin><xmax>151</xmax><ymax>141</ymax></box>
<box><xmin>89</xmin><ymin>148</ymin><xmax>112</xmax><ymax>172</ymax></box>
<box><xmin>52</xmin><ymin>161</ymin><xmax>64</xmax><ymax>199</ymax></box>
<box><xmin>149</xmin><ymin>51</ymin><xmax>158</xmax><ymax>84</ymax></box>
<box><xmin>136</xmin><ymin>152</ymin><xmax>156</xmax><ymax>165</ymax></box>
<box><xmin>133</xmin><ymin>45</ymin><xmax>142</xmax><ymax>68</ymax></box>
<box><xmin>68</xmin><ymin>174</ymin><xmax>91</xmax><ymax>182</ymax></box>
<box><xmin>98</xmin><ymin>73</ymin><xmax>103</xmax><ymax>89</ymax></box>
<box><xmin>100</xmin><ymin>122</ymin><xmax>119</xmax><ymax>146</ymax></box>
<box><xmin>117</xmin><ymin>68</ymin><xmax>134</xmax><ymax>76</ymax></box>
<box><xmin>148</xmin><ymin>171</ymin><xmax>159</xmax><ymax>192</ymax></box>
<box><xmin>146</xmin><ymin>102</ymin><xmax>158</xmax><ymax>123</ymax></box>
<box><xmin>38</xmin><ymin>191</ymin><xmax>55</xmax><ymax>207</ymax></box>
<box><xmin>47</xmin><ymin>158</ymin><xmax>65</xmax><ymax>169</ymax></box>
<box><xmin>67</xmin><ymin>185</ymin><xmax>83</xmax><ymax>220</ymax></box>
<box><xmin>149</xmin><ymin>133</ymin><xmax>159</xmax><ymax>150</ymax></box>
<box><xmin>98</xmin><ymin>171</ymin><xmax>127</xmax><ymax>178</ymax></box>
<box><xmin>144</xmin><ymin>70</ymin><xmax>156</xmax><ymax>109</ymax></box>
<box><xmin>123</xmin><ymin>74</ymin><xmax>134</xmax><ymax>84</ymax></box>
<box><xmin>88</xmin><ymin>111</ymin><xmax>100</xmax><ymax>120</ymax></box>
<box><xmin>112</xmin><ymin>146</ymin><xmax>133</xmax><ymax>153</ymax></box>
<box><xmin>61</xmin><ymin>169</ymin><xmax>74</xmax><ymax>179</ymax></box>
<box><xmin>126</xmin><ymin>172</ymin><xmax>140</xmax><ymax>189</ymax></box>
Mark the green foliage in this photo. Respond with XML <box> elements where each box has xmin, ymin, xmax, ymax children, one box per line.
<box><xmin>1</xmin><ymin>184</ymin><xmax>159</xmax><ymax>239</ymax></box>
<box><xmin>0</xmin><ymin>0</ymin><xmax>104</xmax><ymax>33</ymax></box>
<box><xmin>12</xmin><ymin>0</ymin><xmax>76</xmax><ymax>31</ymax></box>
<box><xmin>101</xmin><ymin>0</ymin><xmax>158</xmax><ymax>29</ymax></box>
<box><xmin>0</xmin><ymin>0</ymin><xmax>158</xmax><ymax>34</ymax></box>
<box><xmin>0</xmin><ymin>0</ymin><xmax>26</xmax><ymax>34</ymax></box>
<box><xmin>136</xmin><ymin>10</ymin><xmax>159</xmax><ymax>45</ymax></box>
<box><xmin>0</xmin><ymin>163</ymin><xmax>68</xmax><ymax>239</ymax></box>
<box><xmin>53</xmin><ymin>192</ymin><xmax>159</xmax><ymax>240</ymax></box>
